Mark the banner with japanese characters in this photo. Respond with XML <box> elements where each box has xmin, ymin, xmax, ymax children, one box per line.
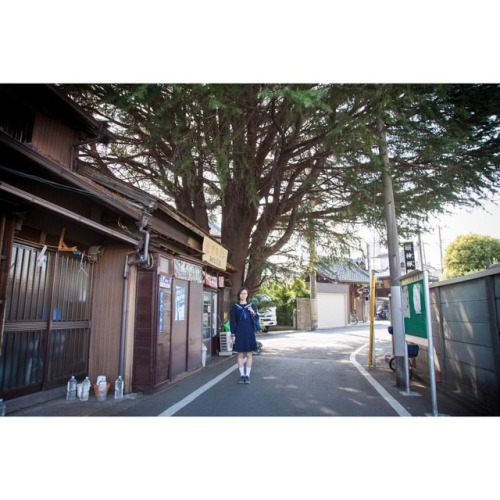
<box><xmin>403</xmin><ymin>241</ymin><xmax>416</xmax><ymax>272</ymax></box>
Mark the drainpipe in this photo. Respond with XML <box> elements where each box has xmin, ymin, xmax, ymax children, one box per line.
<box><xmin>118</xmin><ymin>250</ymin><xmax>136</xmax><ymax>377</ymax></box>
<box><xmin>126</xmin><ymin>212</ymin><xmax>151</xmax><ymax>267</ymax></box>
<box><xmin>138</xmin><ymin>224</ymin><xmax>150</xmax><ymax>266</ymax></box>
<box><xmin>118</xmin><ymin>209</ymin><xmax>152</xmax><ymax>378</ymax></box>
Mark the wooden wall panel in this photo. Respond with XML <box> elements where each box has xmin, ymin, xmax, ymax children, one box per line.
<box><xmin>89</xmin><ymin>247</ymin><xmax>127</xmax><ymax>388</ymax></box>
<box><xmin>133</xmin><ymin>271</ymin><xmax>155</xmax><ymax>390</ymax></box>
<box><xmin>32</xmin><ymin>113</ymin><xmax>76</xmax><ymax>168</ymax></box>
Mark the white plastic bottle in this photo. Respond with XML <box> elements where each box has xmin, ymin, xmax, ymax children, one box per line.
<box><xmin>66</xmin><ymin>375</ymin><xmax>77</xmax><ymax>401</ymax></box>
<box><xmin>114</xmin><ymin>375</ymin><xmax>124</xmax><ymax>399</ymax></box>
<box><xmin>81</xmin><ymin>377</ymin><xmax>91</xmax><ymax>401</ymax></box>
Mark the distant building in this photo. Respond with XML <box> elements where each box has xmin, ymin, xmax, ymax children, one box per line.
<box><xmin>307</xmin><ymin>259</ymin><xmax>371</xmax><ymax>327</ymax></box>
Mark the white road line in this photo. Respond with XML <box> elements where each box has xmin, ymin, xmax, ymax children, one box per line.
<box><xmin>350</xmin><ymin>343</ymin><xmax>412</xmax><ymax>417</ymax></box>
<box><xmin>157</xmin><ymin>363</ymin><xmax>238</xmax><ymax>416</ymax></box>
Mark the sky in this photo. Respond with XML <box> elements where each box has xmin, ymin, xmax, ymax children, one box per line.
<box><xmin>3</xmin><ymin>2</ymin><xmax>499</xmax><ymax>85</ymax></box>
<box><xmin>358</xmin><ymin>197</ymin><xmax>500</xmax><ymax>271</ymax></box>
<box><xmin>423</xmin><ymin>198</ymin><xmax>500</xmax><ymax>268</ymax></box>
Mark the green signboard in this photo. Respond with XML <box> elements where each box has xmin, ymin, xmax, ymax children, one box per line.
<box><xmin>399</xmin><ymin>270</ymin><xmax>440</xmax><ymax>415</ymax></box>
<box><xmin>401</xmin><ymin>272</ymin><xmax>428</xmax><ymax>339</ymax></box>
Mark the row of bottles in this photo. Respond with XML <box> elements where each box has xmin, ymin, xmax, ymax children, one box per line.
<box><xmin>66</xmin><ymin>375</ymin><xmax>124</xmax><ymax>401</ymax></box>
<box><xmin>0</xmin><ymin>376</ymin><xmax>123</xmax><ymax>416</ymax></box>
<box><xmin>66</xmin><ymin>375</ymin><xmax>92</xmax><ymax>401</ymax></box>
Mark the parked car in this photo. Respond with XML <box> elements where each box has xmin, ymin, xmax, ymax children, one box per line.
<box><xmin>253</xmin><ymin>294</ymin><xmax>277</xmax><ymax>332</ymax></box>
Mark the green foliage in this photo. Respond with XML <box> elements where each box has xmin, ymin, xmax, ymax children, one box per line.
<box><xmin>260</xmin><ymin>278</ymin><xmax>310</xmax><ymax>325</ymax></box>
<box><xmin>62</xmin><ymin>83</ymin><xmax>500</xmax><ymax>293</ymax></box>
<box><xmin>442</xmin><ymin>234</ymin><xmax>500</xmax><ymax>280</ymax></box>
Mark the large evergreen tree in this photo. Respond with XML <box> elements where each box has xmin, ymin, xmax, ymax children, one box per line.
<box><xmin>62</xmin><ymin>84</ymin><xmax>500</xmax><ymax>296</ymax></box>
<box><xmin>442</xmin><ymin>234</ymin><xmax>500</xmax><ymax>279</ymax></box>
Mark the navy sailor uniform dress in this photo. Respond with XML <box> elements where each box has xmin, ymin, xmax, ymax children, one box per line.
<box><xmin>230</xmin><ymin>302</ymin><xmax>258</xmax><ymax>353</ymax></box>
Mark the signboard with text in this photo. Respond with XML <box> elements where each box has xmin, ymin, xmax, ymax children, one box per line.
<box><xmin>202</xmin><ymin>237</ymin><xmax>228</xmax><ymax>271</ymax></box>
<box><xmin>399</xmin><ymin>270</ymin><xmax>439</xmax><ymax>415</ymax></box>
<box><xmin>403</xmin><ymin>241</ymin><xmax>416</xmax><ymax>272</ymax></box>
<box><xmin>401</xmin><ymin>270</ymin><xmax>427</xmax><ymax>339</ymax></box>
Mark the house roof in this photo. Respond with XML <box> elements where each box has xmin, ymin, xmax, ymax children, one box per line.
<box><xmin>317</xmin><ymin>259</ymin><xmax>371</xmax><ymax>284</ymax></box>
<box><xmin>0</xmin><ymin>130</ymin><xmax>143</xmax><ymax>221</ymax></box>
<box><xmin>76</xmin><ymin>161</ymin><xmax>224</xmax><ymax>244</ymax></box>
<box><xmin>1</xmin><ymin>84</ymin><xmax>232</xmax><ymax>272</ymax></box>
<box><xmin>0</xmin><ymin>84</ymin><xmax>113</xmax><ymax>141</ymax></box>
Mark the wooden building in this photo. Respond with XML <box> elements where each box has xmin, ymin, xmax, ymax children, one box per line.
<box><xmin>0</xmin><ymin>84</ymin><xmax>233</xmax><ymax>403</ymax></box>
<box><xmin>315</xmin><ymin>259</ymin><xmax>371</xmax><ymax>326</ymax></box>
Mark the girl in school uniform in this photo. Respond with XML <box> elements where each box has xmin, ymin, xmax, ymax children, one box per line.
<box><xmin>230</xmin><ymin>286</ymin><xmax>259</xmax><ymax>384</ymax></box>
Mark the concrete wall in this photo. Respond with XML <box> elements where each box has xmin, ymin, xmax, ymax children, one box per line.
<box><xmin>417</xmin><ymin>267</ymin><xmax>500</xmax><ymax>411</ymax></box>
<box><xmin>296</xmin><ymin>298</ymin><xmax>313</xmax><ymax>331</ymax></box>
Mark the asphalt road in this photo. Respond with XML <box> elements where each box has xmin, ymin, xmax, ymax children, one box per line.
<box><xmin>171</xmin><ymin>329</ymin><xmax>401</xmax><ymax>416</ymax></box>
<box><xmin>10</xmin><ymin>321</ymin><xmax>491</xmax><ymax>417</ymax></box>
<box><xmin>112</xmin><ymin>323</ymin><xmax>407</xmax><ymax>417</ymax></box>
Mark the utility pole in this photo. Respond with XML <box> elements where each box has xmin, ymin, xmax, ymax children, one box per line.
<box><xmin>306</xmin><ymin>203</ymin><xmax>318</xmax><ymax>331</ymax></box>
<box><xmin>309</xmin><ymin>268</ymin><xmax>318</xmax><ymax>331</ymax></box>
<box><xmin>438</xmin><ymin>225</ymin><xmax>444</xmax><ymax>273</ymax></box>
<box><xmin>418</xmin><ymin>231</ymin><xmax>426</xmax><ymax>270</ymax></box>
<box><xmin>376</xmin><ymin>115</ymin><xmax>406</xmax><ymax>388</ymax></box>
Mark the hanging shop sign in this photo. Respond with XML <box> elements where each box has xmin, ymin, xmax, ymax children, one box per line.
<box><xmin>204</xmin><ymin>272</ymin><xmax>218</xmax><ymax>289</ymax></box>
<box><xmin>202</xmin><ymin>237</ymin><xmax>228</xmax><ymax>271</ymax></box>
<box><xmin>174</xmin><ymin>258</ymin><xmax>203</xmax><ymax>282</ymax></box>
<box><xmin>159</xmin><ymin>274</ymin><xmax>172</xmax><ymax>289</ymax></box>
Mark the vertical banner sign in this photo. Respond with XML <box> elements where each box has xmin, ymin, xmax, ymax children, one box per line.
<box><xmin>403</xmin><ymin>241</ymin><xmax>416</xmax><ymax>272</ymax></box>
<box><xmin>400</xmin><ymin>270</ymin><xmax>439</xmax><ymax>416</ymax></box>
<box><xmin>158</xmin><ymin>275</ymin><xmax>172</xmax><ymax>335</ymax></box>
<box><xmin>159</xmin><ymin>289</ymin><xmax>164</xmax><ymax>333</ymax></box>
<box><xmin>175</xmin><ymin>285</ymin><xmax>186</xmax><ymax>321</ymax></box>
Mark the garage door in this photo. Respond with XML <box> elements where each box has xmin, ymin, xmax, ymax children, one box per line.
<box><xmin>317</xmin><ymin>293</ymin><xmax>347</xmax><ymax>328</ymax></box>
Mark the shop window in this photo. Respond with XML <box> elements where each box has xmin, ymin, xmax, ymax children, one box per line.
<box><xmin>0</xmin><ymin>93</ymin><xmax>34</xmax><ymax>143</ymax></box>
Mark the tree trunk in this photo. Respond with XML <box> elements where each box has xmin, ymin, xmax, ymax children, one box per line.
<box><xmin>221</xmin><ymin>183</ymin><xmax>259</xmax><ymax>300</ymax></box>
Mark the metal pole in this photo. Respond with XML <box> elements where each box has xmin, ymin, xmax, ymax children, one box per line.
<box><xmin>403</xmin><ymin>340</ymin><xmax>410</xmax><ymax>394</ymax></box>
<box><xmin>438</xmin><ymin>225</ymin><xmax>444</xmax><ymax>273</ymax></box>
<box><xmin>309</xmin><ymin>270</ymin><xmax>318</xmax><ymax>331</ymax></box>
<box><xmin>424</xmin><ymin>270</ymin><xmax>439</xmax><ymax>416</ymax></box>
<box><xmin>368</xmin><ymin>271</ymin><xmax>376</xmax><ymax>367</ymax></box>
<box><xmin>377</xmin><ymin>116</ymin><xmax>406</xmax><ymax>388</ymax></box>
<box><xmin>119</xmin><ymin>254</ymin><xmax>132</xmax><ymax>378</ymax></box>
<box><xmin>418</xmin><ymin>232</ymin><xmax>425</xmax><ymax>270</ymax></box>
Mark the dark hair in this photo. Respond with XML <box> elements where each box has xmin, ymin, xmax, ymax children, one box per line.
<box><xmin>236</xmin><ymin>287</ymin><xmax>250</xmax><ymax>299</ymax></box>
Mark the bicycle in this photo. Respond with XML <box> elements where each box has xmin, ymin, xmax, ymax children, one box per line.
<box><xmin>349</xmin><ymin>313</ymin><xmax>359</xmax><ymax>325</ymax></box>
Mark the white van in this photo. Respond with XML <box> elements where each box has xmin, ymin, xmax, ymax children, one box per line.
<box><xmin>253</xmin><ymin>294</ymin><xmax>277</xmax><ymax>331</ymax></box>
